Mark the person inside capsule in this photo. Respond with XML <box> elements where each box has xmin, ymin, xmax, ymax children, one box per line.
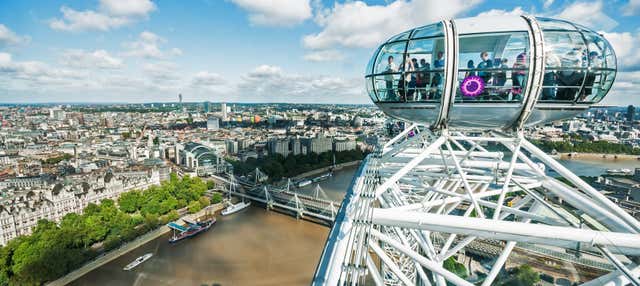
<box><xmin>383</xmin><ymin>55</ymin><xmax>397</xmax><ymax>101</ymax></box>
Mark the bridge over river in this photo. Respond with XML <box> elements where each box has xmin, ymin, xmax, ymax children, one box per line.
<box><xmin>210</xmin><ymin>169</ymin><xmax>341</xmax><ymax>225</ymax></box>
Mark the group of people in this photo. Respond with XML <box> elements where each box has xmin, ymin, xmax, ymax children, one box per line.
<box><xmin>463</xmin><ymin>51</ymin><xmax>528</xmax><ymax>100</ymax></box>
<box><xmin>542</xmin><ymin>49</ymin><xmax>599</xmax><ymax>101</ymax></box>
<box><xmin>382</xmin><ymin>52</ymin><xmax>444</xmax><ymax>101</ymax></box>
<box><xmin>380</xmin><ymin>48</ymin><xmax>601</xmax><ymax>102</ymax></box>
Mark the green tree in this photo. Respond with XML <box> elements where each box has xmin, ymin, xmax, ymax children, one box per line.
<box><xmin>511</xmin><ymin>265</ymin><xmax>540</xmax><ymax>286</ymax></box>
<box><xmin>118</xmin><ymin>191</ymin><xmax>142</xmax><ymax>213</ymax></box>
<box><xmin>188</xmin><ymin>201</ymin><xmax>202</xmax><ymax>214</ymax></box>
<box><xmin>442</xmin><ymin>257</ymin><xmax>467</xmax><ymax>280</ymax></box>
<box><xmin>211</xmin><ymin>193</ymin><xmax>223</xmax><ymax>204</ymax></box>
<box><xmin>198</xmin><ymin>196</ymin><xmax>210</xmax><ymax>207</ymax></box>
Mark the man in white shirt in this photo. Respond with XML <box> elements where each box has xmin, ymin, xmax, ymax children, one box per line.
<box><xmin>384</xmin><ymin>56</ymin><xmax>398</xmax><ymax>100</ymax></box>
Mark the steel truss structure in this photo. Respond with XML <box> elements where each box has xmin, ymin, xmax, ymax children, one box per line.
<box><xmin>313</xmin><ymin>124</ymin><xmax>640</xmax><ymax>286</ymax></box>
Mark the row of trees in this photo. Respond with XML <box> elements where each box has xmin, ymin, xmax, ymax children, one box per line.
<box><xmin>532</xmin><ymin>139</ymin><xmax>640</xmax><ymax>155</ymax></box>
<box><xmin>0</xmin><ymin>173</ymin><xmax>210</xmax><ymax>285</ymax></box>
<box><xmin>229</xmin><ymin>148</ymin><xmax>368</xmax><ymax>181</ymax></box>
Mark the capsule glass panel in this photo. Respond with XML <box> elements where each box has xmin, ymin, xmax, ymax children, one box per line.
<box><xmin>456</xmin><ymin>32</ymin><xmax>529</xmax><ymax>102</ymax></box>
<box><xmin>540</xmin><ymin>31</ymin><xmax>587</xmax><ymax>101</ymax></box>
<box><xmin>373</xmin><ymin>41</ymin><xmax>407</xmax><ymax>102</ymax></box>
<box><xmin>405</xmin><ymin>36</ymin><xmax>446</xmax><ymax>102</ymax></box>
<box><xmin>577</xmin><ymin>32</ymin><xmax>617</xmax><ymax>103</ymax></box>
<box><xmin>411</xmin><ymin>22</ymin><xmax>444</xmax><ymax>39</ymax></box>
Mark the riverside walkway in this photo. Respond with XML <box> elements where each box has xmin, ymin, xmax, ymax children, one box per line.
<box><xmin>46</xmin><ymin>203</ymin><xmax>224</xmax><ymax>286</ymax></box>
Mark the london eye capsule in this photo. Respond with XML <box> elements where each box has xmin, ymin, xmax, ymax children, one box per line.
<box><xmin>365</xmin><ymin>15</ymin><xmax>617</xmax><ymax>130</ymax></box>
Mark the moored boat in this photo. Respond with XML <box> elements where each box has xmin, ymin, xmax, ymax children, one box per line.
<box><xmin>221</xmin><ymin>201</ymin><xmax>251</xmax><ymax>216</ymax></box>
<box><xmin>167</xmin><ymin>217</ymin><xmax>216</xmax><ymax>243</ymax></box>
<box><xmin>297</xmin><ymin>179</ymin><xmax>312</xmax><ymax>187</ymax></box>
<box><xmin>606</xmin><ymin>168</ymin><xmax>633</xmax><ymax>175</ymax></box>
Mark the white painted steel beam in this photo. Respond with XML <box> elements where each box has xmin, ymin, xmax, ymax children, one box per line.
<box><xmin>371</xmin><ymin>209</ymin><xmax>640</xmax><ymax>254</ymax></box>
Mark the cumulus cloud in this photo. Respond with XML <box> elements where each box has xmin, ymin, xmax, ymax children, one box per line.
<box><xmin>0</xmin><ymin>24</ymin><xmax>30</xmax><ymax>48</ymax></box>
<box><xmin>61</xmin><ymin>49</ymin><xmax>123</xmax><ymax>69</ymax></box>
<box><xmin>603</xmin><ymin>71</ymin><xmax>640</xmax><ymax>106</ymax></box>
<box><xmin>142</xmin><ymin>61</ymin><xmax>180</xmax><ymax>82</ymax></box>
<box><xmin>622</xmin><ymin>0</ymin><xmax>640</xmax><ymax>16</ymax></box>
<box><xmin>555</xmin><ymin>1</ymin><xmax>617</xmax><ymax>31</ymax></box>
<box><xmin>601</xmin><ymin>31</ymin><xmax>640</xmax><ymax>71</ymax></box>
<box><xmin>99</xmin><ymin>0</ymin><xmax>155</xmax><ymax>16</ymax></box>
<box><xmin>230</xmin><ymin>0</ymin><xmax>312</xmax><ymax>26</ymax></box>
<box><xmin>235</xmin><ymin>65</ymin><xmax>366</xmax><ymax>103</ymax></box>
<box><xmin>476</xmin><ymin>7</ymin><xmax>526</xmax><ymax>17</ymax></box>
<box><xmin>122</xmin><ymin>31</ymin><xmax>181</xmax><ymax>59</ymax></box>
<box><xmin>303</xmin><ymin>49</ymin><xmax>345</xmax><ymax>62</ymax></box>
<box><xmin>543</xmin><ymin>0</ymin><xmax>554</xmax><ymax>9</ymax></box>
<box><xmin>192</xmin><ymin>71</ymin><xmax>226</xmax><ymax>87</ymax></box>
<box><xmin>49</xmin><ymin>0</ymin><xmax>155</xmax><ymax>32</ymax></box>
<box><xmin>0</xmin><ymin>52</ymin><xmax>86</xmax><ymax>87</ymax></box>
<box><xmin>303</xmin><ymin>0</ymin><xmax>481</xmax><ymax>50</ymax></box>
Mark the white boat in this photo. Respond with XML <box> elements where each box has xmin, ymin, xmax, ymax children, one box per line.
<box><xmin>123</xmin><ymin>253</ymin><xmax>153</xmax><ymax>271</ymax></box>
<box><xmin>297</xmin><ymin>179</ymin><xmax>312</xmax><ymax>187</ymax></box>
<box><xmin>606</xmin><ymin>168</ymin><xmax>633</xmax><ymax>175</ymax></box>
<box><xmin>221</xmin><ymin>201</ymin><xmax>251</xmax><ymax>216</ymax></box>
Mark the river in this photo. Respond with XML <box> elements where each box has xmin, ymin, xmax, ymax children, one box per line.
<box><xmin>71</xmin><ymin>157</ymin><xmax>635</xmax><ymax>286</ymax></box>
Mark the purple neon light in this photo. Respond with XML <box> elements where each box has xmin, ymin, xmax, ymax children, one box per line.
<box><xmin>460</xmin><ymin>75</ymin><xmax>485</xmax><ymax>97</ymax></box>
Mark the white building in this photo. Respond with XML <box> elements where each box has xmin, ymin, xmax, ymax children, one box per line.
<box><xmin>207</xmin><ymin>117</ymin><xmax>220</xmax><ymax>131</ymax></box>
<box><xmin>0</xmin><ymin>170</ymin><xmax>161</xmax><ymax>245</ymax></box>
<box><xmin>334</xmin><ymin>140</ymin><xmax>357</xmax><ymax>152</ymax></box>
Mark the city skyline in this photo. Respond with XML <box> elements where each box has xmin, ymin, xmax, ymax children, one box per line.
<box><xmin>1</xmin><ymin>0</ymin><xmax>640</xmax><ymax>105</ymax></box>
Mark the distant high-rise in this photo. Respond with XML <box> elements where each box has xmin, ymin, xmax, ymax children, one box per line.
<box><xmin>627</xmin><ymin>105</ymin><xmax>636</xmax><ymax>122</ymax></box>
<box><xmin>207</xmin><ymin>117</ymin><xmax>220</xmax><ymax>131</ymax></box>
<box><xmin>178</xmin><ymin>93</ymin><xmax>183</xmax><ymax>103</ymax></box>
<box><xmin>221</xmin><ymin>103</ymin><xmax>228</xmax><ymax>121</ymax></box>
<box><xmin>204</xmin><ymin>101</ymin><xmax>210</xmax><ymax>113</ymax></box>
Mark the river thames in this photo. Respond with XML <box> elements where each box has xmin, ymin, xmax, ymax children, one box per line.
<box><xmin>71</xmin><ymin>158</ymin><xmax>636</xmax><ymax>285</ymax></box>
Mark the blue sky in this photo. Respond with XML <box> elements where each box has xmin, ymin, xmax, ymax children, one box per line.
<box><xmin>0</xmin><ymin>0</ymin><xmax>639</xmax><ymax>105</ymax></box>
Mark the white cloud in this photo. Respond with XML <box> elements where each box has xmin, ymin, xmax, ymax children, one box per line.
<box><xmin>601</xmin><ymin>31</ymin><xmax>640</xmax><ymax>71</ymax></box>
<box><xmin>99</xmin><ymin>0</ymin><xmax>155</xmax><ymax>17</ymax></box>
<box><xmin>303</xmin><ymin>49</ymin><xmax>345</xmax><ymax>62</ymax></box>
<box><xmin>192</xmin><ymin>71</ymin><xmax>226</xmax><ymax>88</ymax></box>
<box><xmin>235</xmin><ymin>65</ymin><xmax>366</xmax><ymax>103</ymax></box>
<box><xmin>231</xmin><ymin>0</ymin><xmax>312</xmax><ymax>26</ymax></box>
<box><xmin>142</xmin><ymin>61</ymin><xmax>180</xmax><ymax>82</ymax></box>
<box><xmin>543</xmin><ymin>0</ymin><xmax>554</xmax><ymax>9</ymax></box>
<box><xmin>476</xmin><ymin>7</ymin><xmax>525</xmax><ymax>17</ymax></box>
<box><xmin>555</xmin><ymin>1</ymin><xmax>618</xmax><ymax>31</ymax></box>
<box><xmin>622</xmin><ymin>0</ymin><xmax>640</xmax><ymax>16</ymax></box>
<box><xmin>0</xmin><ymin>24</ymin><xmax>30</xmax><ymax>48</ymax></box>
<box><xmin>49</xmin><ymin>6</ymin><xmax>131</xmax><ymax>32</ymax></box>
<box><xmin>303</xmin><ymin>0</ymin><xmax>481</xmax><ymax>50</ymax></box>
<box><xmin>61</xmin><ymin>49</ymin><xmax>123</xmax><ymax>69</ymax></box>
<box><xmin>0</xmin><ymin>52</ymin><xmax>86</xmax><ymax>88</ymax></box>
<box><xmin>603</xmin><ymin>71</ymin><xmax>640</xmax><ymax>106</ymax></box>
<box><xmin>49</xmin><ymin>0</ymin><xmax>155</xmax><ymax>32</ymax></box>
<box><xmin>122</xmin><ymin>31</ymin><xmax>180</xmax><ymax>59</ymax></box>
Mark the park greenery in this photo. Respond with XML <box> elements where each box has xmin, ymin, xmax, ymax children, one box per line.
<box><xmin>0</xmin><ymin>173</ymin><xmax>211</xmax><ymax>285</ymax></box>
<box><xmin>497</xmin><ymin>265</ymin><xmax>540</xmax><ymax>286</ymax></box>
<box><xmin>40</xmin><ymin>153</ymin><xmax>73</xmax><ymax>165</ymax></box>
<box><xmin>442</xmin><ymin>257</ymin><xmax>468</xmax><ymax>285</ymax></box>
<box><xmin>228</xmin><ymin>148</ymin><xmax>368</xmax><ymax>181</ymax></box>
<box><xmin>531</xmin><ymin>139</ymin><xmax>640</xmax><ymax>155</ymax></box>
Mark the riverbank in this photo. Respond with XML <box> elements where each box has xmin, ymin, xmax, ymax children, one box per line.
<box><xmin>292</xmin><ymin>160</ymin><xmax>361</xmax><ymax>180</ymax></box>
<box><xmin>558</xmin><ymin>152</ymin><xmax>640</xmax><ymax>161</ymax></box>
<box><xmin>47</xmin><ymin>202</ymin><xmax>225</xmax><ymax>286</ymax></box>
